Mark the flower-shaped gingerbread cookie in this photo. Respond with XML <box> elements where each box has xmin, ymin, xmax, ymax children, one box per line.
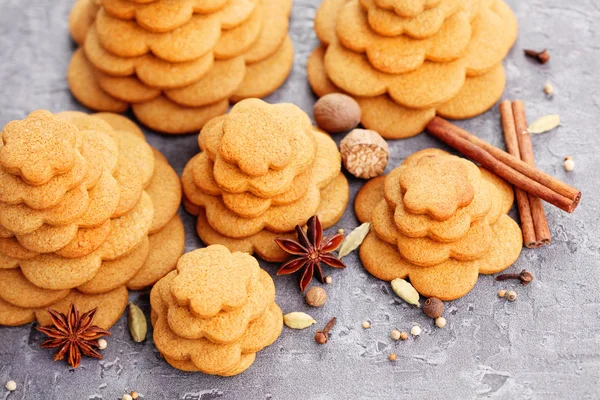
<box><xmin>169</xmin><ymin>245</ymin><xmax>259</xmax><ymax>318</ymax></box>
<box><xmin>361</xmin><ymin>0</ymin><xmax>484</xmax><ymax>39</ymax></box>
<box><xmin>323</xmin><ymin>0</ymin><xmax>517</xmax><ymax>109</ymax></box>
<box><xmin>95</xmin><ymin>9</ymin><xmax>221</xmax><ymax>62</ymax></box>
<box><xmin>400</xmin><ymin>155</ymin><xmax>474</xmax><ymax>221</ymax></box>
<box><xmin>84</xmin><ymin>25</ymin><xmax>215</xmax><ymax>89</ymax></box>
<box><xmin>337</xmin><ymin>1</ymin><xmax>472</xmax><ymax>74</ymax></box>
<box><xmin>160</xmin><ymin>268</ymin><xmax>275</xmax><ymax>343</ymax></box>
<box><xmin>0</xmin><ymin>110</ymin><xmax>79</xmax><ymax>185</ymax></box>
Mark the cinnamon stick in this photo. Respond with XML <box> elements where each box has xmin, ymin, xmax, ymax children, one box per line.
<box><xmin>499</xmin><ymin>101</ymin><xmax>537</xmax><ymax>247</ymax></box>
<box><xmin>512</xmin><ymin>100</ymin><xmax>552</xmax><ymax>247</ymax></box>
<box><xmin>427</xmin><ymin>117</ymin><xmax>581</xmax><ymax>213</ymax></box>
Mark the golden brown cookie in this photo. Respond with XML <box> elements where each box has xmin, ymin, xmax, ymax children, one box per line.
<box><xmin>337</xmin><ymin>1</ymin><xmax>472</xmax><ymax>74</ymax></box>
<box><xmin>150</xmin><ymin>246</ymin><xmax>283</xmax><ymax>376</ymax></box>
<box><xmin>354</xmin><ymin>149</ymin><xmax>522</xmax><ymax>300</ymax></box>
<box><xmin>84</xmin><ymin>25</ymin><xmax>215</xmax><ymax>89</ymax></box>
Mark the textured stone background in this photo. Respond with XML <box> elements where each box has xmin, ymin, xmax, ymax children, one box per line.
<box><xmin>0</xmin><ymin>0</ymin><xmax>599</xmax><ymax>399</ymax></box>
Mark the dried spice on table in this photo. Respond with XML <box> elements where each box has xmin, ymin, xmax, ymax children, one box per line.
<box><xmin>36</xmin><ymin>303</ymin><xmax>111</xmax><ymax>368</ymax></box>
<box><xmin>275</xmin><ymin>215</ymin><xmax>346</xmax><ymax>292</ymax></box>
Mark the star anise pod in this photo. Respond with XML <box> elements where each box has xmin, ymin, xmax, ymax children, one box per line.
<box><xmin>36</xmin><ymin>303</ymin><xmax>111</xmax><ymax>368</ymax></box>
<box><xmin>275</xmin><ymin>215</ymin><xmax>346</xmax><ymax>292</ymax></box>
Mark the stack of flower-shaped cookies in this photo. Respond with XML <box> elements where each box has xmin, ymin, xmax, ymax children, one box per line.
<box><xmin>355</xmin><ymin>149</ymin><xmax>522</xmax><ymax>300</ymax></box>
<box><xmin>67</xmin><ymin>0</ymin><xmax>294</xmax><ymax>134</ymax></box>
<box><xmin>151</xmin><ymin>245</ymin><xmax>282</xmax><ymax>376</ymax></box>
<box><xmin>307</xmin><ymin>0</ymin><xmax>518</xmax><ymax>139</ymax></box>
<box><xmin>182</xmin><ymin>99</ymin><xmax>349</xmax><ymax>262</ymax></box>
<box><xmin>0</xmin><ymin>111</ymin><xmax>184</xmax><ymax>329</ymax></box>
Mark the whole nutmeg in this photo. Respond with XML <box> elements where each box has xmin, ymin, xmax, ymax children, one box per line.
<box><xmin>340</xmin><ymin>129</ymin><xmax>389</xmax><ymax>179</ymax></box>
<box><xmin>305</xmin><ymin>287</ymin><xmax>327</xmax><ymax>307</ymax></box>
<box><xmin>314</xmin><ymin>93</ymin><xmax>361</xmax><ymax>133</ymax></box>
<box><xmin>423</xmin><ymin>297</ymin><xmax>444</xmax><ymax>319</ymax></box>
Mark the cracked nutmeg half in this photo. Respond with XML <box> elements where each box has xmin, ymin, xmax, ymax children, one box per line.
<box><xmin>36</xmin><ymin>303</ymin><xmax>111</xmax><ymax>368</ymax></box>
<box><xmin>275</xmin><ymin>215</ymin><xmax>346</xmax><ymax>292</ymax></box>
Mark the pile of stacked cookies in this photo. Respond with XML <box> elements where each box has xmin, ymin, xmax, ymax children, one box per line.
<box><xmin>0</xmin><ymin>111</ymin><xmax>184</xmax><ymax>329</ymax></box>
<box><xmin>308</xmin><ymin>0</ymin><xmax>518</xmax><ymax>139</ymax></box>
<box><xmin>182</xmin><ymin>99</ymin><xmax>350</xmax><ymax>262</ymax></box>
<box><xmin>67</xmin><ymin>0</ymin><xmax>294</xmax><ymax>134</ymax></box>
<box><xmin>151</xmin><ymin>245</ymin><xmax>282</xmax><ymax>376</ymax></box>
<box><xmin>355</xmin><ymin>149</ymin><xmax>523</xmax><ymax>300</ymax></box>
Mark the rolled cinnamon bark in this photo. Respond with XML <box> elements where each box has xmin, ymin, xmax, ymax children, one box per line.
<box><xmin>427</xmin><ymin>117</ymin><xmax>580</xmax><ymax>213</ymax></box>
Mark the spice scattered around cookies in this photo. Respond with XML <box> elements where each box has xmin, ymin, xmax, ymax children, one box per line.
<box><xmin>391</xmin><ymin>278</ymin><xmax>420</xmax><ymax>307</ymax></box>
<box><xmin>128</xmin><ymin>303</ymin><xmax>148</xmax><ymax>343</ymax></box>
<box><xmin>498</xmin><ymin>289</ymin><xmax>507</xmax><ymax>298</ymax></box>
<box><xmin>313</xmin><ymin>93</ymin><xmax>361</xmax><ymax>133</ymax></box>
<box><xmin>564</xmin><ymin>156</ymin><xmax>575</xmax><ymax>172</ymax></box>
<box><xmin>275</xmin><ymin>215</ymin><xmax>346</xmax><ymax>292</ymax></box>
<box><xmin>399</xmin><ymin>331</ymin><xmax>409</xmax><ymax>341</ymax></box>
<box><xmin>340</xmin><ymin>129</ymin><xmax>389</xmax><ymax>179</ymax></box>
<box><xmin>36</xmin><ymin>303</ymin><xmax>111</xmax><ymax>369</ymax></box>
<box><xmin>315</xmin><ymin>317</ymin><xmax>337</xmax><ymax>344</ymax></box>
<box><xmin>544</xmin><ymin>82</ymin><xmax>554</xmax><ymax>96</ymax></box>
<box><xmin>528</xmin><ymin>114</ymin><xmax>560</xmax><ymax>134</ymax></box>
<box><xmin>325</xmin><ymin>276</ymin><xmax>333</xmax><ymax>284</ymax></box>
<box><xmin>123</xmin><ymin>395</ymin><xmax>133</xmax><ymax>400</ymax></box>
<box><xmin>338</xmin><ymin>222</ymin><xmax>371</xmax><ymax>258</ymax></box>
<box><xmin>422</xmin><ymin>298</ymin><xmax>444</xmax><ymax>319</ymax></box>
<box><xmin>435</xmin><ymin>317</ymin><xmax>447</xmax><ymax>329</ymax></box>
<box><xmin>496</xmin><ymin>270</ymin><xmax>534</xmax><ymax>286</ymax></box>
<box><xmin>524</xmin><ymin>48</ymin><xmax>550</xmax><ymax>64</ymax></box>
<box><xmin>390</xmin><ymin>330</ymin><xmax>401</xmax><ymax>341</ymax></box>
<box><xmin>305</xmin><ymin>287</ymin><xmax>327</xmax><ymax>307</ymax></box>
<box><xmin>284</xmin><ymin>312</ymin><xmax>316</xmax><ymax>329</ymax></box>
<box><xmin>98</xmin><ymin>338</ymin><xmax>108</xmax><ymax>350</ymax></box>
<box><xmin>5</xmin><ymin>381</ymin><xmax>16</xmax><ymax>392</ymax></box>
<box><xmin>507</xmin><ymin>290</ymin><xmax>518</xmax><ymax>302</ymax></box>
<box><xmin>389</xmin><ymin>353</ymin><xmax>398</xmax><ymax>361</ymax></box>
<box><xmin>362</xmin><ymin>321</ymin><xmax>371</xmax><ymax>329</ymax></box>
<box><xmin>410</xmin><ymin>326</ymin><xmax>422</xmax><ymax>336</ymax></box>
<box><xmin>131</xmin><ymin>392</ymin><xmax>140</xmax><ymax>399</ymax></box>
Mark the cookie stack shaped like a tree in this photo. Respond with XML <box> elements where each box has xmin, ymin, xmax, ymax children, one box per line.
<box><xmin>355</xmin><ymin>149</ymin><xmax>523</xmax><ymax>300</ymax></box>
<box><xmin>0</xmin><ymin>111</ymin><xmax>184</xmax><ymax>329</ymax></box>
<box><xmin>67</xmin><ymin>0</ymin><xmax>294</xmax><ymax>134</ymax></box>
<box><xmin>307</xmin><ymin>0</ymin><xmax>518</xmax><ymax>139</ymax></box>
<box><xmin>151</xmin><ymin>245</ymin><xmax>282</xmax><ymax>376</ymax></box>
<box><xmin>182</xmin><ymin>99</ymin><xmax>350</xmax><ymax>262</ymax></box>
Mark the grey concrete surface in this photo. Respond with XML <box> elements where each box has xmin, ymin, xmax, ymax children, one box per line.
<box><xmin>0</xmin><ymin>0</ymin><xmax>599</xmax><ymax>399</ymax></box>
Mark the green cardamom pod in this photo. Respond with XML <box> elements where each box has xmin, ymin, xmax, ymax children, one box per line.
<box><xmin>391</xmin><ymin>278</ymin><xmax>421</xmax><ymax>307</ymax></box>
<box><xmin>128</xmin><ymin>303</ymin><xmax>147</xmax><ymax>343</ymax></box>
<box><xmin>338</xmin><ymin>223</ymin><xmax>371</xmax><ymax>259</ymax></box>
<box><xmin>283</xmin><ymin>312</ymin><xmax>317</xmax><ymax>329</ymax></box>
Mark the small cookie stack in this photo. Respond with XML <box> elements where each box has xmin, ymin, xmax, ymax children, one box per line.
<box><xmin>67</xmin><ymin>0</ymin><xmax>294</xmax><ymax>134</ymax></box>
<box><xmin>0</xmin><ymin>111</ymin><xmax>184</xmax><ymax>329</ymax></box>
<box><xmin>308</xmin><ymin>0</ymin><xmax>518</xmax><ymax>139</ymax></box>
<box><xmin>151</xmin><ymin>245</ymin><xmax>282</xmax><ymax>376</ymax></box>
<box><xmin>355</xmin><ymin>149</ymin><xmax>522</xmax><ymax>300</ymax></box>
<box><xmin>182</xmin><ymin>99</ymin><xmax>350</xmax><ymax>262</ymax></box>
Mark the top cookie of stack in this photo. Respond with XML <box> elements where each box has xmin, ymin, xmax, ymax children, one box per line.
<box><xmin>307</xmin><ymin>0</ymin><xmax>518</xmax><ymax>139</ymax></box>
<box><xmin>355</xmin><ymin>149</ymin><xmax>523</xmax><ymax>300</ymax></box>
<box><xmin>182</xmin><ymin>99</ymin><xmax>350</xmax><ymax>262</ymax></box>
<box><xmin>0</xmin><ymin>111</ymin><xmax>184</xmax><ymax>329</ymax></box>
<box><xmin>67</xmin><ymin>0</ymin><xmax>294</xmax><ymax>134</ymax></box>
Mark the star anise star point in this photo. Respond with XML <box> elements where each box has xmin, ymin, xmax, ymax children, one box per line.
<box><xmin>275</xmin><ymin>215</ymin><xmax>346</xmax><ymax>292</ymax></box>
<box><xmin>36</xmin><ymin>303</ymin><xmax>111</xmax><ymax>369</ymax></box>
